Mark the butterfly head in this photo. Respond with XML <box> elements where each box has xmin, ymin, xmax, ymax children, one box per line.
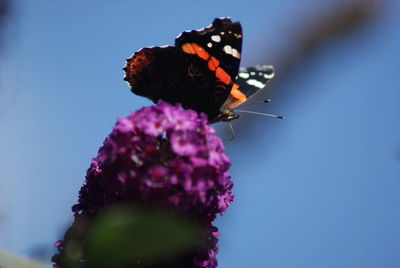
<box><xmin>209</xmin><ymin>108</ymin><xmax>239</xmax><ymax>123</ymax></box>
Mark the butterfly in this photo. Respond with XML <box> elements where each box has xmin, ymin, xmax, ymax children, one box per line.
<box><xmin>123</xmin><ymin>17</ymin><xmax>276</xmax><ymax>123</ymax></box>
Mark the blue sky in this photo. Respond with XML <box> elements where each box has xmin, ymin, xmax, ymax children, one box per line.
<box><xmin>1</xmin><ymin>0</ymin><xmax>399</xmax><ymax>267</ymax></box>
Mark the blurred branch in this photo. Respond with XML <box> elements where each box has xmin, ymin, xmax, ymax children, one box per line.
<box><xmin>0</xmin><ymin>0</ymin><xmax>10</xmax><ymax>49</ymax></box>
<box><xmin>235</xmin><ymin>0</ymin><xmax>386</xmax><ymax>134</ymax></box>
<box><xmin>276</xmin><ymin>0</ymin><xmax>384</xmax><ymax>76</ymax></box>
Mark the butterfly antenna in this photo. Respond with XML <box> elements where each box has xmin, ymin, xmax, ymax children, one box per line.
<box><xmin>234</xmin><ymin>109</ymin><xmax>284</xmax><ymax>119</ymax></box>
<box><xmin>237</xmin><ymin>98</ymin><xmax>271</xmax><ymax>108</ymax></box>
<box><xmin>252</xmin><ymin>98</ymin><xmax>272</xmax><ymax>104</ymax></box>
<box><xmin>224</xmin><ymin>122</ymin><xmax>236</xmax><ymax>141</ymax></box>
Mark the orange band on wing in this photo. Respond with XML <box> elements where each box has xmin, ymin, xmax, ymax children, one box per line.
<box><xmin>191</xmin><ymin>43</ymin><xmax>210</xmax><ymax>60</ymax></box>
<box><xmin>207</xmin><ymin>56</ymin><xmax>220</xmax><ymax>71</ymax></box>
<box><xmin>216</xmin><ymin>67</ymin><xmax>232</xmax><ymax>85</ymax></box>
<box><xmin>182</xmin><ymin>43</ymin><xmax>196</xmax><ymax>54</ymax></box>
<box><xmin>182</xmin><ymin>43</ymin><xmax>232</xmax><ymax>86</ymax></box>
<box><xmin>182</xmin><ymin>43</ymin><xmax>210</xmax><ymax>60</ymax></box>
<box><xmin>230</xmin><ymin>83</ymin><xmax>247</xmax><ymax>103</ymax></box>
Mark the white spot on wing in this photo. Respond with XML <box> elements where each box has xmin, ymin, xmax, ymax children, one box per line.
<box><xmin>239</xmin><ymin>73</ymin><xmax>250</xmax><ymax>79</ymax></box>
<box><xmin>246</xmin><ymin>79</ymin><xmax>266</xmax><ymax>89</ymax></box>
<box><xmin>223</xmin><ymin>45</ymin><xmax>232</xmax><ymax>55</ymax></box>
<box><xmin>231</xmin><ymin>48</ymin><xmax>240</xmax><ymax>59</ymax></box>
<box><xmin>211</xmin><ymin>35</ymin><xmax>221</xmax><ymax>42</ymax></box>
<box><xmin>263</xmin><ymin>73</ymin><xmax>274</xmax><ymax>79</ymax></box>
<box><xmin>250</xmin><ymin>72</ymin><xmax>256</xmax><ymax>75</ymax></box>
<box><xmin>207</xmin><ymin>42</ymin><xmax>212</xmax><ymax>48</ymax></box>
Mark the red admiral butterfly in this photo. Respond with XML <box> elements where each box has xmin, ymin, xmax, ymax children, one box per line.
<box><xmin>123</xmin><ymin>17</ymin><xmax>277</xmax><ymax>123</ymax></box>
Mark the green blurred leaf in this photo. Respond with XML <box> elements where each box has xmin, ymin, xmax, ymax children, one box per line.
<box><xmin>85</xmin><ymin>206</ymin><xmax>203</xmax><ymax>267</ymax></box>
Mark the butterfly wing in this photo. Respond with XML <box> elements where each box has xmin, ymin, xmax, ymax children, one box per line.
<box><xmin>222</xmin><ymin>65</ymin><xmax>275</xmax><ymax>110</ymax></box>
<box><xmin>174</xmin><ymin>17</ymin><xmax>243</xmax><ymax>118</ymax></box>
<box><xmin>124</xmin><ymin>18</ymin><xmax>244</xmax><ymax>121</ymax></box>
<box><xmin>123</xmin><ymin>46</ymin><xmax>179</xmax><ymax>101</ymax></box>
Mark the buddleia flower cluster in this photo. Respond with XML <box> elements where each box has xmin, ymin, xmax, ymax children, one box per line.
<box><xmin>52</xmin><ymin>102</ymin><xmax>233</xmax><ymax>268</ymax></box>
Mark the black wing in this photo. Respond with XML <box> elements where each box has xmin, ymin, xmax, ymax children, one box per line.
<box><xmin>175</xmin><ymin>17</ymin><xmax>243</xmax><ymax>84</ymax></box>
<box><xmin>174</xmin><ymin>17</ymin><xmax>243</xmax><ymax>118</ymax></box>
<box><xmin>223</xmin><ymin>65</ymin><xmax>275</xmax><ymax>109</ymax></box>
<box><xmin>124</xmin><ymin>18</ymin><xmax>244</xmax><ymax>121</ymax></box>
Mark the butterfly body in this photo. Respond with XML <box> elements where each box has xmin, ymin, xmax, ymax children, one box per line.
<box><xmin>123</xmin><ymin>17</ymin><xmax>274</xmax><ymax>122</ymax></box>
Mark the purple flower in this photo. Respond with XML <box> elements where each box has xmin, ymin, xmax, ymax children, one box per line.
<box><xmin>53</xmin><ymin>102</ymin><xmax>233</xmax><ymax>268</ymax></box>
<box><xmin>170</xmin><ymin>131</ymin><xmax>200</xmax><ymax>156</ymax></box>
